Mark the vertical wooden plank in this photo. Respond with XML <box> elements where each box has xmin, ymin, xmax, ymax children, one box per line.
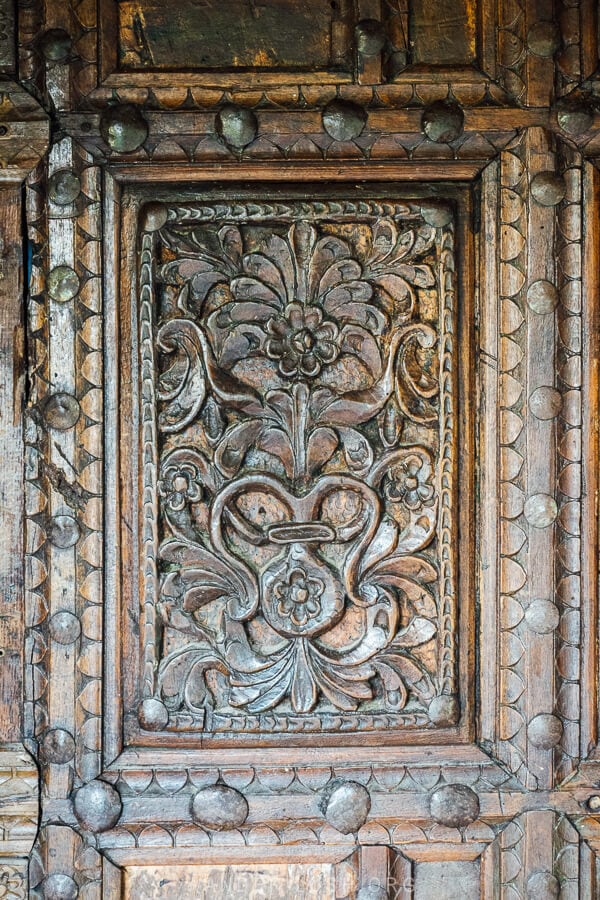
<box><xmin>479</xmin><ymin>160</ymin><xmax>499</xmax><ymax>748</ymax></box>
<box><xmin>0</xmin><ymin>185</ymin><xmax>24</xmax><ymax>742</ymax></box>
<box><xmin>356</xmin><ymin>0</ymin><xmax>382</xmax><ymax>84</ymax></box>
<box><xmin>578</xmin><ymin>158</ymin><xmax>600</xmax><ymax>760</ymax></box>
<box><xmin>359</xmin><ymin>845</ymin><xmax>392</xmax><ymax>896</ymax></box>
<box><xmin>524</xmin><ymin>0</ymin><xmax>558</xmax><ymax>107</ymax></box>
<box><xmin>523</xmin><ymin>127</ymin><xmax>561</xmax><ymax>791</ymax></box>
<box><xmin>102</xmin><ymin>169</ymin><xmax>122</xmax><ymax>766</ymax></box>
<box><xmin>0</xmin><ymin>180</ymin><xmax>38</xmax><ymax>897</ymax></box>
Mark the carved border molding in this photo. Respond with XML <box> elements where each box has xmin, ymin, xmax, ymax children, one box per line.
<box><xmin>132</xmin><ymin>198</ymin><xmax>459</xmax><ymax>739</ymax></box>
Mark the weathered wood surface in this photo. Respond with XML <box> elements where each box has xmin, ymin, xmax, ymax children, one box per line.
<box><xmin>1</xmin><ymin>0</ymin><xmax>600</xmax><ymax>896</ymax></box>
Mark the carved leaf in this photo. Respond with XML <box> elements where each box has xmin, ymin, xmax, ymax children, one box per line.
<box><xmin>393</xmin><ymin>616</ymin><xmax>436</xmax><ymax>647</ymax></box>
<box><xmin>158</xmin><ymin>643</ymin><xmax>228</xmax><ymax>713</ymax></box>
<box><xmin>214</xmin><ymin>420</ymin><xmax>264</xmax><ymax>477</ymax></box>
<box><xmin>306</xmin><ymin>427</ymin><xmax>338</xmax><ymax>475</ymax></box>
<box><xmin>256</xmin><ymin>426</ymin><xmax>295</xmax><ymax>477</ymax></box>
<box><xmin>161</xmin><ymin>538</ymin><xmax>256</xmax><ymax>620</ymax></box>
<box><xmin>157</xmin><ymin>319</ymin><xmax>206</xmax><ymax>432</ymax></box>
<box><xmin>335</xmin><ymin>425</ymin><xmax>374</xmax><ymax>476</ymax></box>
<box><xmin>291</xmin><ymin>640</ymin><xmax>318</xmax><ymax>713</ymax></box>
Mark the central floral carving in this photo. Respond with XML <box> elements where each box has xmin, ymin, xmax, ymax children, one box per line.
<box><xmin>274</xmin><ymin>566</ymin><xmax>324</xmax><ymax>625</ymax></box>
<box><xmin>144</xmin><ymin>203</ymin><xmax>455</xmax><ymax>727</ymax></box>
<box><xmin>265</xmin><ymin>303</ymin><xmax>340</xmax><ymax>378</ymax></box>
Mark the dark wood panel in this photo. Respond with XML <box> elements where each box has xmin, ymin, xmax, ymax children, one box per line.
<box><xmin>411</xmin><ymin>0</ymin><xmax>477</xmax><ymax>66</ymax></box>
<box><xmin>117</xmin><ymin>0</ymin><xmax>353</xmax><ymax>70</ymax></box>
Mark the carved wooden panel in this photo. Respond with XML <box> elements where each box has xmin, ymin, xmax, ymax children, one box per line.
<box><xmin>122</xmin><ymin>194</ymin><xmax>467</xmax><ymax>743</ymax></box>
<box><xmin>3</xmin><ymin>0</ymin><xmax>600</xmax><ymax>898</ymax></box>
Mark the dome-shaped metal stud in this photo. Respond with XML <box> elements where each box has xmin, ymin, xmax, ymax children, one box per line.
<box><xmin>355</xmin><ymin>19</ymin><xmax>386</xmax><ymax>57</ymax></box>
<box><xmin>48</xmin><ymin>170</ymin><xmax>81</xmax><ymax>206</ymax></box>
<box><xmin>49</xmin><ymin>514</ymin><xmax>80</xmax><ymax>549</ymax></box>
<box><xmin>191</xmin><ymin>785</ymin><xmax>249</xmax><ymax>830</ymax></box>
<box><xmin>525</xmin><ymin>598</ymin><xmax>560</xmax><ymax>634</ymax></box>
<box><xmin>42</xmin><ymin>873</ymin><xmax>79</xmax><ymax>900</ymax></box>
<box><xmin>42</xmin><ymin>392</ymin><xmax>80</xmax><ymax>430</ymax></box>
<box><xmin>527</xmin><ymin>713</ymin><xmax>563</xmax><ymax>749</ymax></box>
<box><xmin>555</xmin><ymin>99</ymin><xmax>594</xmax><ymax>136</ymax></box>
<box><xmin>40</xmin><ymin>727</ymin><xmax>76</xmax><ymax>764</ymax></box>
<box><xmin>422</xmin><ymin>100</ymin><xmax>464</xmax><ymax>143</ymax></box>
<box><xmin>430</xmin><ymin>783</ymin><xmax>480</xmax><ymax>827</ymax></box>
<box><xmin>73</xmin><ymin>780</ymin><xmax>122</xmax><ymax>833</ymax></box>
<box><xmin>530</xmin><ymin>171</ymin><xmax>566</xmax><ymax>207</ymax></box>
<box><xmin>46</xmin><ymin>265</ymin><xmax>79</xmax><ymax>303</ymax></box>
<box><xmin>49</xmin><ymin>610</ymin><xmax>81</xmax><ymax>645</ymax></box>
<box><xmin>99</xmin><ymin>104</ymin><xmax>148</xmax><ymax>153</ymax></box>
<box><xmin>527</xmin><ymin>280</ymin><xmax>558</xmax><ymax>314</ymax></box>
<box><xmin>320</xmin><ymin>780</ymin><xmax>371</xmax><ymax>834</ymax></box>
<box><xmin>141</xmin><ymin>202</ymin><xmax>168</xmax><ymax>232</ymax></box>
<box><xmin>322</xmin><ymin>100</ymin><xmax>367</xmax><ymax>142</ymax></box>
<box><xmin>524</xmin><ymin>494</ymin><xmax>557</xmax><ymax>528</ymax></box>
<box><xmin>215</xmin><ymin>104</ymin><xmax>258</xmax><ymax>150</ymax></box>
<box><xmin>39</xmin><ymin>28</ymin><xmax>72</xmax><ymax>62</ymax></box>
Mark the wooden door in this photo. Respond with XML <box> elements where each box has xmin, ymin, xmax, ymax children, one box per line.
<box><xmin>2</xmin><ymin>0</ymin><xmax>600</xmax><ymax>896</ymax></box>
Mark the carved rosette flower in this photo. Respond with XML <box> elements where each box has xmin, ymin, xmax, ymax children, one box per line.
<box><xmin>385</xmin><ymin>451</ymin><xmax>434</xmax><ymax>511</ymax></box>
<box><xmin>274</xmin><ymin>565</ymin><xmax>324</xmax><ymax>627</ymax></box>
<box><xmin>265</xmin><ymin>303</ymin><xmax>340</xmax><ymax>378</ymax></box>
<box><xmin>261</xmin><ymin>543</ymin><xmax>345</xmax><ymax>639</ymax></box>
<box><xmin>158</xmin><ymin>461</ymin><xmax>203</xmax><ymax>511</ymax></box>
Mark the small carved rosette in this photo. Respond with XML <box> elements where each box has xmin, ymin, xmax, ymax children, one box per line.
<box><xmin>139</xmin><ymin>198</ymin><xmax>459</xmax><ymax>734</ymax></box>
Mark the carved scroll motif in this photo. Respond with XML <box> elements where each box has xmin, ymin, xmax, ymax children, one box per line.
<box><xmin>139</xmin><ymin>201</ymin><xmax>459</xmax><ymax>733</ymax></box>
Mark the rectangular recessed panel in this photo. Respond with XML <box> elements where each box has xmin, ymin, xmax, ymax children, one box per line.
<box><xmin>414</xmin><ymin>861</ymin><xmax>480</xmax><ymax>899</ymax></box>
<box><xmin>118</xmin><ymin>0</ymin><xmax>349</xmax><ymax>70</ymax></box>
<box><xmin>410</xmin><ymin>0</ymin><xmax>477</xmax><ymax>65</ymax></box>
<box><xmin>124</xmin><ymin>864</ymin><xmax>336</xmax><ymax>899</ymax></box>
<box><xmin>127</xmin><ymin>192</ymin><xmax>468</xmax><ymax>744</ymax></box>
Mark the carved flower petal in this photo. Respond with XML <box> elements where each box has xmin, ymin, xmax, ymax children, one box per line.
<box><xmin>307</xmin><ymin>578</ymin><xmax>324</xmax><ymax>598</ymax></box>
<box><xmin>243</xmin><ymin>252</ymin><xmax>289</xmax><ymax>302</ymax></box>
<box><xmin>230</xmin><ymin>275</ymin><xmax>281</xmax><ymax>307</ymax></box>
<box><xmin>266</xmin><ymin>317</ymin><xmax>289</xmax><ymax>337</ymax></box>
<box><xmin>315</xmin><ymin>318</ymin><xmax>339</xmax><ymax>338</ymax></box>
<box><xmin>265</xmin><ymin>338</ymin><xmax>285</xmax><ymax>359</ymax></box>
<box><xmin>286</xmin><ymin>302</ymin><xmax>305</xmax><ymax>329</ymax></box>
<box><xmin>303</xmin><ymin>306</ymin><xmax>322</xmax><ymax>330</ymax></box>
<box><xmin>279</xmin><ymin>353</ymin><xmax>299</xmax><ymax>377</ymax></box>
<box><xmin>315</xmin><ymin>340</ymin><xmax>339</xmax><ymax>364</ymax></box>
<box><xmin>404</xmin><ymin>490</ymin><xmax>423</xmax><ymax>510</ymax></box>
<box><xmin>291</xmin><ymin>606</ymin><xmax>309</xmax><ymax>626</ymax></box>
<box><xmin>299</xmin><ymin>352</ymin><xmax>321</xmax><ymax>377</ymax></box>
<box><xmin>305</xmin><ymin>599</ymin><xmax>321</xmax><ymax>619</ymax></box>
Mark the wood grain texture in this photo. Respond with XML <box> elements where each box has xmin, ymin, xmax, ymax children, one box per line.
<box><xmin>4</xmin><ymin>0</ymin><xmax>600</xmax><ymax>897</ymax></box>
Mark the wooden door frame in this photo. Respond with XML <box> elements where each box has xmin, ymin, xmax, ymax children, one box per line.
<box><xmin>2</xmin><ymin>0</ymin><xmax>600</xmax><ymax>896</ymax></box>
